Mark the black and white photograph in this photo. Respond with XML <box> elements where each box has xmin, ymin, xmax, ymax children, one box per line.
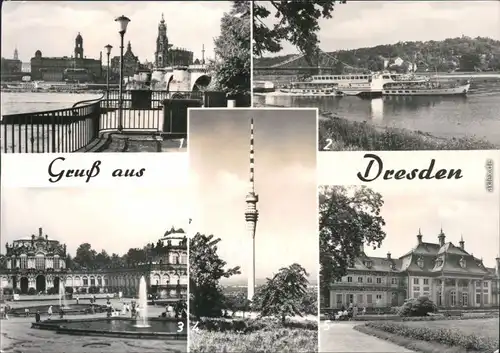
<box><xmin>319</xmin><ymin>179</ymin><xmax>500</xmax><ymax>352</ymax></box>
<box><xmin>0</xmin><ymin>187</ymin><xmax>189</xmax><ymax>353</ymax></box>
<box><xmin>187</xmin><ymin>109</ymin><xmax>319</xmax><ymax>352</ymax></box>
<box><xmin>253</xmin><ymin>1</ymin><xmax>500</xmax><ymax>151</ymax></box>
<box><xmin>1</xmin><ymin>0</ymin><xmax>250</xmax><ymax>153</ymax></box>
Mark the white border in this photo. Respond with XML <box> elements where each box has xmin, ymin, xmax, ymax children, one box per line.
<box><xmin>250</xmin><ymin>0</ymin><xmax>254</xmax><ymax>107</ymax></box>
<box><xmin>186</xmin><ymin>106</ymin><xmax>320</xmax><ymax>352</ymax></box>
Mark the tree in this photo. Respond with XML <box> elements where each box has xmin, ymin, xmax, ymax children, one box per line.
<box><xmin>319</xmin><ymin>186</ymin><xmax>386</xmax><ymax>297</ymax></box>
<box><xmin>258</xmin><ymin>263</ymin><xmax>309</xmax><ymax>325</ymax></box>
<box><xmin>210</xmin><ymin>1</ymin><xmax>250</xmax><ymax>98</ymax></box>
<box><xmin>73</xmin><ymin>243</ymin><xmax>97</xmax><ymax>269</ymax></box>
<box><xmin>253</xmin><ymin>1</ymin><xmax>346</xmax><ymax>58</ymax></box>
<box><xmin>189</xmin><ymin>232</ymin><xmax>240</xmax><ymax>319</ymax></box>
<box><xmin>459</xmin><ymin>53</ymin><xmax>481</xmax><ymax>71</ymax></box>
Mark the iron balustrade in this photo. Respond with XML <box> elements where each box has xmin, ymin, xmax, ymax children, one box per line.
<box><xmin>0</xmin><ymin>90</ymin><xmax>204</xmax><ymax>153</ymax></box>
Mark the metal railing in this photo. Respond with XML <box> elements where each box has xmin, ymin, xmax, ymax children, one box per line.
<box><xmin>1</xmin><ymin>89</ymin><xmax>205</xmax><ymax>153</ymax></box>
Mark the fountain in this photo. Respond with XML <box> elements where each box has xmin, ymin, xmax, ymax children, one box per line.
<box><xmin>134</xmin><ymin>276</ymin><xmax>150</xmax><ymax>328</ymax></box>
<box><xmin>59</xmin><ymin>282</ymin><xmax>70</xmax><ymax>309</ymax></box>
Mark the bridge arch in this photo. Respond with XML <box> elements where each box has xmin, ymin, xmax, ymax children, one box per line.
<box><xmin>191</xmin><ymin>74</ymin><xmax>211</xmax><ymax>91</ymax></box>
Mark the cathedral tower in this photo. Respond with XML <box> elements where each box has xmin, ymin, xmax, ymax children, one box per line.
<box><xmin>155</xmin><ymin>14</ymin><xmax>169</xmax><ymax>68</ymax></box>
<box><xmin>13</xmin><ymin>47</ymin><xmax>19</xmax><ymax>61</ymax></box>
<box><xmin>75</xmin><ymin>32</ymin><xmax>83</xmax><ymax>59</ymax></box>
<box><xmin>245</xmin><ymin>118</ymin><xmax>259</xmax><ymax>301</ymax></box>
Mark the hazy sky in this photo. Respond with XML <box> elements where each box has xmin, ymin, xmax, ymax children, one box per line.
<box><xmin>258</xmin><ymin>1</ymin><xmax>500</xmax><ymax>56</ymax></box>
<box><xmin>1</xmin><ymin>1</ymin><xmax>231</xmax><ymax>62</ymax></box>
<box><xmin>1</xmin><ymin>188</ymin><xmax>189</xmax><ymax>256</ymax></box>
<box><xmin>189</xmin><ymin>109</ymin><xmax>318</xmax><ymax>283</ymax></box>
<box><xmin>356</xmin><ymin>184</ymin><xmax>500</xmax><ymax>268</ymax></box>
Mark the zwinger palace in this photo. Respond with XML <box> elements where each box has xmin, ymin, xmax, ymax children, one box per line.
<box><xmin>322</xmin><ymin>229</ymin><xmax>500</xmax><ymax>310</ymax></box>
<box><xmin>0</xmin><ymin>227</ymin><xmax>187</xmax><ymax>300</ymax></box>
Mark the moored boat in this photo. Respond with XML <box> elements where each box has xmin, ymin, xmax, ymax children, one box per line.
<box><xmin>382</xmin><ymin>81</ymin><xmax>470</xmax><ymax>96</ymax></box>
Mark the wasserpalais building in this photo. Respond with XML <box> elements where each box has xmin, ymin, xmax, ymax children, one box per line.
<box><xmin>322</xmin><ymin>229</ymin><xmax>500</xmax><ymax>310</ymax></box>
<box><xmin>0</xmin><ymin>227</ymin><xmax>187</xmax><ymax>300</ymax></box>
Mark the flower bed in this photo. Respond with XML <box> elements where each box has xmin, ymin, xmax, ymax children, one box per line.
<box><xmin>358</xmin><ymin>319</ymin><xmax>499</xmax><ymax>352</ymax></box>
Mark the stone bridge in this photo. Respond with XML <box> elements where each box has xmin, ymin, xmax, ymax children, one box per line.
<box><xmin>151</xmin><ymin>64</ymin><xmax>212</xmax><ymax>92</ymax></box>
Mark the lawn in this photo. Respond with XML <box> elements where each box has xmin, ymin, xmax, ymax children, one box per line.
<box><xmin>356</xmin><ymin>318</ymin><xmax>499</xmax><ymax>353</ymax></box>
<box><xmin>190</xmin><ymin>327</ymin><xmax>317</xmax><ymax>353</ymax></box>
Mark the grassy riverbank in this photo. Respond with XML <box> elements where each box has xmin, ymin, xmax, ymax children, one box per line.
<box><xmin>319</xmin><ymin>113</ymin><xmax>498</xmax><ymax>151</ymax></box>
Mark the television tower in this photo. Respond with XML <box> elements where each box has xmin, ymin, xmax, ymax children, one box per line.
<box><xmin>245</xmin><ymin>118</ymin><xmax>259</xmax><ymax>301</ymax></box>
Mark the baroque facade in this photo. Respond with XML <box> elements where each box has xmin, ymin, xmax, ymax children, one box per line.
<box><xmin>154</xmin><ymin>14</ymin><xmax>193</xmax><ymax>68</ymax></box>
<box><xmin>322</xmin><ymin>230</ymin><xmax>500</xmax><ymax>310</ymax></box>
<box><xmin>0</xmin><ymin>227</ymin><xmax>188</xmax><ymax>300</ymax></box>
<box><xmin>30</xmin><ymin>33</ymin><xmax>102</xmax><ymax>81</ymax></box>
<box><xmin>110</xmin><ymin>41</ymin><xmax>140</xmax><ymax>78</ymax></box>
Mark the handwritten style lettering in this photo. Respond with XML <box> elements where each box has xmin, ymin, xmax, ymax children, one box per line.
<box><xmin>47</xmin><ymin>157</ymin><xmax>101</xmax><ymax>183</ymax></box>
<box><xmin>357</xmin><ymin>154</ymin><xmax>463</xmax><ymax>182</ymax></box>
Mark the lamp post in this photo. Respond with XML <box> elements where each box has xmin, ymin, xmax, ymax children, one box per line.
<box><xmin>115</xmin><ymin>15</ymin><xmax>131</xmax><ymax>132</ymax></box>
<box><xmin>104</xmin><ymin>44</ymin><xmax>113</xmax><ymax>109</ymax></box>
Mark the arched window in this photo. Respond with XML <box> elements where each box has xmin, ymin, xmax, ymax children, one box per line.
<box><xmin>35</xmin><ymin>254</ymin><xmax>45</xmax><ymax>270</ymax></box>
<box><xmin>20</xmin><ymin>254</ymin><xmax>28</xmax><ymax>269</ymax></box>
<box><xmin>462</xmin><ymin>292</ymin><xmax>468</xmax><ymax>307</ymax></box>
<box><xmin>450</xmin><ymin>290</ymin><xmax>457</xmax><ymax>306</ymax></box>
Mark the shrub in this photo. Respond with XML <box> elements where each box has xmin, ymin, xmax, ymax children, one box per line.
<box><xmin>13</xmin><ymin>288</ymin><xmax>21</xmax><ymax>294</ymax></box>
<box><xmin>27</xmin><ymin>287</ymin><xmax>36</xmax><ymax>295</ymax></box>
<box><xmin>195</xmin><ymin>317</ymin><xmax>317</xmax><ymax>334</ymax></box>
<box><xmin>65</xmin><ymin>286</ymin><xmax>74</xmax><ymax>294</ymax></box>
<box><xmin>3</xmin><ymin>288</ymin><xmax>13</xmax><ymax>295</ymax></box>
<box><xmin>398</xmin><ymin>296</ymin><xmax>437</xmax><ymax>317</ymax></box>
<box><xmin>364</xmin><ymin>321</ymin><xmax>498</xmax><ymax>352</ymax></box>
<box><xmin>47</xmin><ymin>286</ymin><xmax>58</xmax><ymax>295</ymax></box>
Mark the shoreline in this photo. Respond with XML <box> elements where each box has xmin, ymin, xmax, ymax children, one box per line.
<box><xmin>254</xmin><ymin>102</ymin><xmax>498</xmax><ymax>150</ymax></box>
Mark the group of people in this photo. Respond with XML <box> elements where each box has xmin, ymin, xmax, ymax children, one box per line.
<box><xmin>332</xmin><ymin>303</ymin><xmax>367</xmax><ymax>321</ymax></box>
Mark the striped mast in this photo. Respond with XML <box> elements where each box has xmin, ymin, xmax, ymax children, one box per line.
<box><xmin>245</xmin><ymin>117</ymin><xmax>259</xmax><ymax>301</ymax></box>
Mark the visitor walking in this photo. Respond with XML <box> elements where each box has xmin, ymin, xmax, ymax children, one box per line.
<box><xmin>35</xmin><ymin>310</ymin><xmax>41</xmax><ymax>322</ymax></box>
<box><xmin>362</xmin><ymin>306</ymin><xmax>366</xmax><ymax>316</ymax></box>
<box><xmin>75</xmin><ymin>295</ymin><xmax>79</xmax><ymax>304</ymax></box>
<box><xmin>47</xmin><ymin>305</ymin><xmax>53</xmax><ymax>319</ymax></box>
<box><xmin>24</xmin><ymin>308</ymin><xmax>30</xmax><ymax>317</ymax></box>
<box><xmin>353</xmin><ymin>304</ymin><xmax>358</xmax><ymax>318</ymax></box>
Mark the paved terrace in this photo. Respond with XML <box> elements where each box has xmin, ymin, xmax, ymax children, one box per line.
<box><xmin>1</xmin><ymin>299</ymin><xmax>186</xmax><ymax>353</ymax></box>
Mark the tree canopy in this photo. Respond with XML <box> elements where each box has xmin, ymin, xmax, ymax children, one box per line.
<box><xmin>253</xmin><ymin>0</ymin><xmax>345</xmax><ymax>58</ymax></box>
<box><xmin>189</xmin><ymin>232</ymin><xmax>240</xmax><ymax>319</ymax></box>
<box><xmin>256</xmin><ymin>263</ymin><xmax>309</xmax><ymax>324</ymax></box>
<box><xmin>319</xmin><ymin>186</ymin><xmax>386</xmax><ymax>295</ymax></box>
<box><xmin>210</xmin><ymin>0</ymin><xmax>251</xmax><ymax>97</ymax></box>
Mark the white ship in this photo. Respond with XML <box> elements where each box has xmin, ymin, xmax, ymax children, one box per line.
<box><xmin>383</xmin><ymin>81</ymin><xmax>470</xmax><ymax>96</ymax></box>
<box><xmin>253</xmin><ymin>80</ymin><xmax>275</xmax><ymax>93</ymax></box>
<box><xmin>281</xmin><ymin>73</ymin><xmax>386</xmax><ymax>97</ymax></box>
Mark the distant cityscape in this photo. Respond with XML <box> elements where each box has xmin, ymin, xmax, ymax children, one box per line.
<box><xmin>0</xmin><ymin>15</ymin><xmax>207</xmax><ymax>84</ymax></box>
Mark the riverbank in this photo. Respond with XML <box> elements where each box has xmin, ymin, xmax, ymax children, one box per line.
<box><xmin>318</xmin><ymin>110</ymin><xmax>498</xmax><ymax>151</ymax></box>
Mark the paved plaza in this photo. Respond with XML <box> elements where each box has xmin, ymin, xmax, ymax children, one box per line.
<box><xmin>1</xmin><ymin>299</ymin><xmax>187</xmax><ymax>353</ymax></box>
<box><xmin>320</xmin><ymin>321</ymin><xmax>415</xmax><ymax>353</ymax></box>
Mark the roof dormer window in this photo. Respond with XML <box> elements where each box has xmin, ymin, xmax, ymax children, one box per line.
<box><xmin>459</xmin><ymin>257</ymin><xmax>466</xmax><ymax>269</ymax></box>
<box><xmin>364</xmin><ymin>260</ymin><xmax>372</xmax><ymax>268</ymax></box>
<box><xmin>417</xmin><ymin>256</ymin><xmax>424</xmax><ymax>268</ymax></box>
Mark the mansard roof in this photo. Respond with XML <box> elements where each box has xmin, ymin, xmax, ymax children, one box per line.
<box><xmin>346</xmin><ymin>230</ymin><xmax>494</xmax><ymax>277</ymax></box>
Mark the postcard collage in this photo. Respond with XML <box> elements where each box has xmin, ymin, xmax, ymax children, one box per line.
<box><xmin>1</xmin><ymin>1</ymin><xmax>499</xmax><ymax>353</ymax></box>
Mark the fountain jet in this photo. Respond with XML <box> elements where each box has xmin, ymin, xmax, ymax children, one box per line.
<box><xmin>135</xmin><ymin>276</ymin><xmax>150</xmax><ymax>328</ymax></box>
<box><xmin>59</xmin><ymin>282</ymin><xmax>69</xmax><ymax>309</ymax></box>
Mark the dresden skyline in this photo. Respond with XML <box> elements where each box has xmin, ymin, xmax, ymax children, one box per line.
<box><xmin>1</xmin><ymin>1</ymin><xmax>231</xmax><ymax>63</ymax></box>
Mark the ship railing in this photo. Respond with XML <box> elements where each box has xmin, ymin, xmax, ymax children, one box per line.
<box><xmin>0</xmin><ymin>89</ymin><xmax>224</xmax><ymax>153</ymax></box>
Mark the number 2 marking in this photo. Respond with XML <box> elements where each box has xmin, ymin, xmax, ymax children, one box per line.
<box><xmin>179</xmin><ymin>138</ymin><xmax>185</xmax><ymax>149</ymax></box>
<box><xmin>323</xmin><ymin>138</ymin><xmax>333</xmax><ymax>150</ymax></box>
<box><xmin>177</xmin><ymin>321</ymin><xmax>184</xmax><ymax>332</ymax></box>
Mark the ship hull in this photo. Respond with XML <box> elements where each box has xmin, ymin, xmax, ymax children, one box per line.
<box><xmin>383</xmin><ymin>84</ymin><xmax>470</xmax><ymax>96</ymax></box>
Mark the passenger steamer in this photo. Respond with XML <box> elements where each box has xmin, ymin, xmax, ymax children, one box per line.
<box><xmin>382</xmin><ymin>80</ymin><xmax>470</xmax><ymax>96</ymax></box>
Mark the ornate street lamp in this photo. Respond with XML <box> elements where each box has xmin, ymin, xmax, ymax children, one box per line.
<box><xmin>104</xmin><ymin>44</ymin><xmax>113</xmax><ymax>109</ymax></box>
<box><xmin>115</xmin><ymin>15</ymin><xmax>131</xmax><ymax>132</ymax></box>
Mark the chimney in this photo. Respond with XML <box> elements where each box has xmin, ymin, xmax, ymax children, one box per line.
<box><xmin>459</xmin><ymin>235</ymin><xmax>465</xmax><ymax>250</ymax></box>
<box><xmin>417</xmin><ymin>228</ymin><xmax>422</xmax><ymax>244</ymax></box>
<box><xmin>387</xmin><ymin>252</ymin><xmax>391</xmax><ymax>260</ymax></box>
<box><xmin>39</xmin><ymin>227</ymin><xmax>42</xmax><ymax>237</ymax></box>
<box><xmin>438</xmin><ymin>227</ymin><xmax>445</xmax><ymax>247</ymax></box>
